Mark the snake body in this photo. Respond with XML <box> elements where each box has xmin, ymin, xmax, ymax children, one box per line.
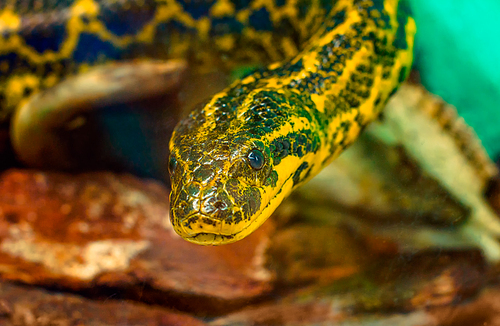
<box><xmin>0</xmin><ymin>0</ymin><xmax>415</xmax><ymax>245</ymax></box>
<box><xmin>169</xmin><ymin>0</ymin><xmax>415</xmax><ymax>245</ymax></box>
<box><xmin>0</xmin><ymin>0</ymin><xmax>340</xmax><ymax>121</ymax></box>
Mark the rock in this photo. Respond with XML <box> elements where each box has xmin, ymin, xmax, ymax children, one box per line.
<box><xmin>0</xmin><ymin>169</ymin><xmax>274</xmax><ymax>315</ymax></box>
<box><xmin>351</xmin><ymin>250</ymin><xmax>486</xmax><ymax>312</ymax></box>
<box><xmin>211</xmin><ymin>305</ymin><xmax>438</xmax><ymax>326</ymax></box>
<box><xmin>429</xmin><ymin>287</ymin><xmax>500</xmax><ymax>326</ymax></box>
<box><xmin>0</xmin><ymin>281</ymin><xmax>207</xmax><ymax>326</ymax></box>
<box><xmin>267</xmin><ymin>224</ymin><xmax>371</xmax><ymax>285</ymax></box>
<box><xmin>210</xmin><ymin>250</ymin><xmax>486</xmax><ymax>326</ymax></box>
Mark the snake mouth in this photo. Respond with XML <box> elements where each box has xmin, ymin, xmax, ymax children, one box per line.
<box><xmin>183</xmin><ymin>232</ymin><xmax>237</xmax><ymax>246</ymax></box>
<box><xmin>175</xmin><ymin>212</ymin><xmax>241</xmax><ymax>245</ymax></box>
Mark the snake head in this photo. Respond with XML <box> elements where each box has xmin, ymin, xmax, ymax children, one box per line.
<box><xmin>168</xmin><ymin>86</ymin><xmax>321</xmax><ymax>245</ymax></box>
<box><xmin>167</xmin><ymin>97</ymin><xmax>291</xmax><ymax>245</ymax></box>
<box><xmin>169</xmin><ymin>134</ymin><xmax>275</xmax><ymax>244</ymax></box>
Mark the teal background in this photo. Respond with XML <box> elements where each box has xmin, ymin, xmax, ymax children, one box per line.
<box><xmin>409</xmin><ymin>0</ymin><xmax>500</xmax><ymax>159</ymax></box>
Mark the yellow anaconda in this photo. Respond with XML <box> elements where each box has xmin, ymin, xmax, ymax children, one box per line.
<box><xmin>169</xmin><ymin>0</ymin><xmax>416</xmax><ymax>245</ymax></box>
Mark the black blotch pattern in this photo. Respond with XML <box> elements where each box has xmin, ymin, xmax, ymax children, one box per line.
<box><xmin>22</xmin><ymin>19</ymin><xmax>66</xmax><ymax>53</ymax></box>
<box><xmin>275</xmin><ymin>0</ymin><xmax>286</xmax><ymax>7</ymax></box>
<box><xmin>394</xmin><ymin>0</ymin><xmax>412</xmax><ymax>49</ymax></box>
<box><xmin>249</xmin><ymin>7</ymin><xmax>273</xmax><ymax>31</ymax></box>
<box><xmin>292</xmin><ymin>161</ymin><xmax>309</xmax><ymax>186</ymax></box>
<box><xmin>231</xmin><ymin>0</ymin><xmax>252</xmax><ymax>11</ymax></box>
<box><xmin>398</xmin><ymin>66</ymin><xmax>408</xmax><ymax>83</ymax></box>
<box><xmin>99</xmin><ymin>0</ymin><xmax>157</xmax><ymax>36</ymax></box>
<box><xmin>73</xmin><ymin>33</ymin><xmax>122</xmax><ymax>63</ymax></box>
<box><xmin>270</xmin><ymin>130</ymin><xmax>320</xmax><ymax>165</ymax></box>
<box><xmin>178</xmin><ymin>0</ymin><xmax>216</xmax><ymax>19</ymax></box>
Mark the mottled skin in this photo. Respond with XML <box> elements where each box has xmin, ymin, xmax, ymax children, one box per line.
<box><xmin>169</xmin><ymin>0</ymin><xmax>416</xmax><ymax>245</ymax></box>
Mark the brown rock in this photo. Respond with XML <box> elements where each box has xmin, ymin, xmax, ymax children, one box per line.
<box><xmin>210</xmin><ymin>300</ymin><xmax>347</xmax><ymax>326</ymax></box>
<box><xmin>210</xmin><ymin>250</ymin><xmax>487</xmax><ymax>326</ymax></box>
<box><xmin>209</xmin><ymin>298</ymin><xmax>439</xmax><ymax>326</ymax></box>
<box><xmin>267</xmin><ymin>224</ymin><xmax>370</xmax><ymax>285</ymax></box>
<box><xmin>0</xmin><ymin>169</ymin><xmax>274</xmax><ymax>314</ymax></box>
<box><xmin>348</xmin><ymin>250</ymin><xmax>486</xmax><ymax>312</ymax></box>
<box><xmin>0</xmin><ymin>281</ymin><xmax>207</xmax><ymax>326</ymax></box>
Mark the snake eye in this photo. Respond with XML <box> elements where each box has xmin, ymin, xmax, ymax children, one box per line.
<box><xmin>168</xmin><ymin>156</ymin><xmax>177</xmax><ymax>175</ymax></box>
<box><xmin>247</xmin><ymin>149</ymin><xmax>265</xmax><ymax>170</ymax></box>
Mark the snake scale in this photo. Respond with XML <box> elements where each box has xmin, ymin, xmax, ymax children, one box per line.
<box><xmin>0</xmin><ymin>0</ymin><xmax>416</xmax><ymax>245</ymax></box>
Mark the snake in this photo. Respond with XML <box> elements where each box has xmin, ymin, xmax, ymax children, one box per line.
<box><xmin>169</xmin><ymin>0</ymin><xmax>415</xmax><ymax>245</ymax></box>
<box><xmin>0</xmin><ymin>0</ymin><xmax>415</xmax><ymax>245</ymax></box>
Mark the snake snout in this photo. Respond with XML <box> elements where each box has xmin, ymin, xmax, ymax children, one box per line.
<box><xmin>170</xmin><ymin>183</ymin><xmax>240</xmax><ymax>243</ymax></box>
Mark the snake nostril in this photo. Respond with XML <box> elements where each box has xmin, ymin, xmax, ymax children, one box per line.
<box><xmin>201</xmin><ymin>198</ymin><xmax>228</xmax><ymax>215</ymax></box>
<box><xmin>213</xmin><ymin>200</ymin><xmax>227</xmax><ymax>210</ymax></box>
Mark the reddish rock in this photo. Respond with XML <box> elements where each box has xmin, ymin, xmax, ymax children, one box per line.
<box><xmin>0</xmin><ymin>281</ymin><xmax>207</xmax><ymax>326</ymax></box>
<box><xmin>0</xmin><ymin>169</ymin><xmax>274</xmax><ymax>314</ymax></box>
